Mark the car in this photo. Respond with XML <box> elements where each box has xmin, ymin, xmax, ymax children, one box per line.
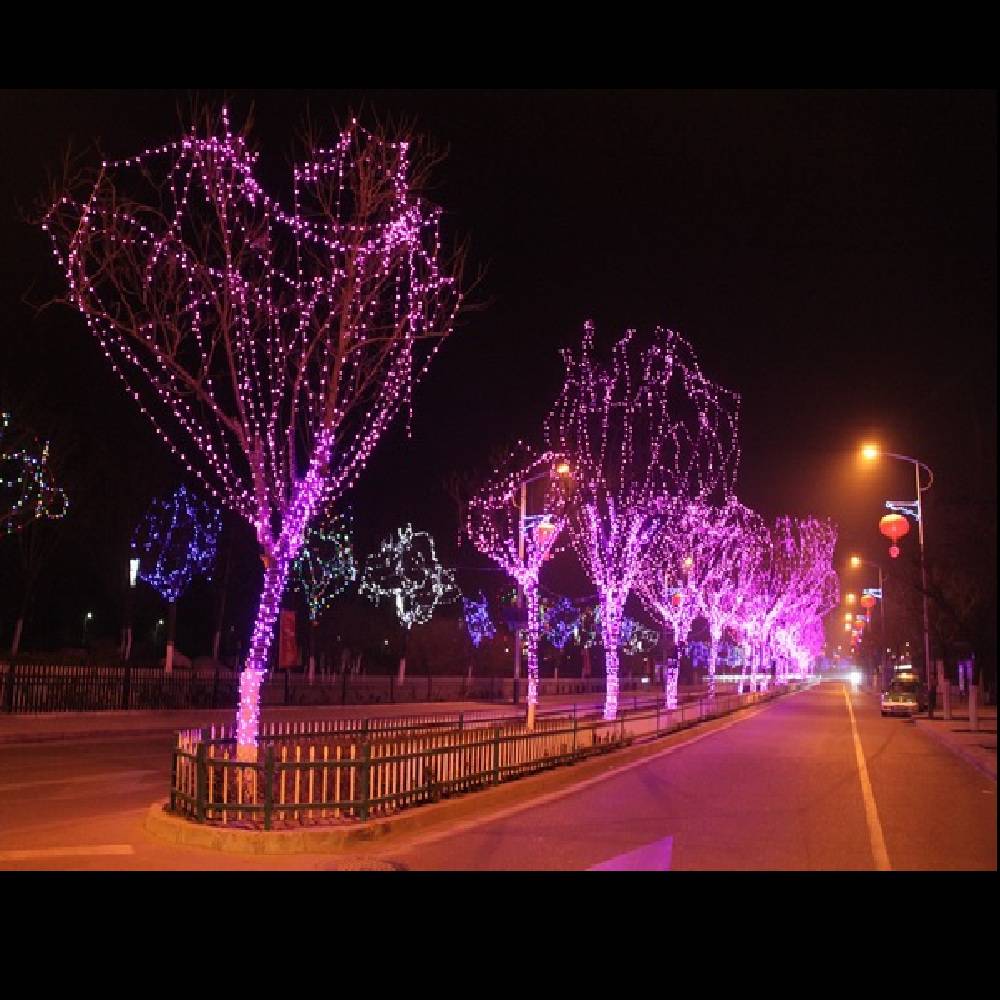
<box><xmin>881</xmin><ymin>676</ymin><xmax>926</xmax><ymax>717</ymax></box>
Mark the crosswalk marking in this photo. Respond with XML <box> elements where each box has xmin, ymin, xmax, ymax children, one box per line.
<box><xmin>588</xmin><ymin>836</ymin><xmax>673</xmax><ymax>871</ymax></box>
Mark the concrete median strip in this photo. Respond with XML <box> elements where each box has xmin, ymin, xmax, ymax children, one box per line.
<box><xmin>145</xmin><ymin>689</ymin><xmax>802</xmax><ymax>855</ymax></box>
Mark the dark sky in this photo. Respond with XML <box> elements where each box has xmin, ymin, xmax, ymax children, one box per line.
<box><xmin>0</xmin><ymin>90</ymin><xmax>995</xmax><ymax>656</ymax></box>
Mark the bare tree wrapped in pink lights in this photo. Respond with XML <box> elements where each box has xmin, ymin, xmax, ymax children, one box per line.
<box><xmin>42</xmin><ymin>108</ymin><xmax>463</xmax><ymax>756</ymax></box>
<box><xmin>638</xmin><ymin>499</ymin><xmax>764</xmax><ymax>698</ymax></box>
<box><xmin>740</xmin><ymin>515</ymin><xmax>839</xmax><ymax>691</ymax></box>
<box><xmin>545</xmin><ymin>323</ymin><xmax>740</xmax><ymax>719</ymax></box>
<box><xmin>466</xmin><ymin>445</ymin><xmax>573</xmax><ymax>727</ymax></box>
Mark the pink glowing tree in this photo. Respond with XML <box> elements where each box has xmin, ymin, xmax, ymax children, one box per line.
<box><xmin>639</xmin><ymin>499</ymin><xmax>765</xmax><ymax>697</ymax></box>
<box><xmin>466</xmin><ymin>445</ymin><xmax>572</xmax><ymax>727</ymax></box>
<box><xmin>545</xmin><ymin>323</ymin><xmax>740</xmax><ymax>719</ymax></box>
<box><xmin>42</xmin><ymin>108</ymin><xmax>463</xmax><ymax>755</ymax></box>
<box><xmin>740</xmin><ymin>515</ymin><xmax>839</xmax><ymax>690</ymax></box>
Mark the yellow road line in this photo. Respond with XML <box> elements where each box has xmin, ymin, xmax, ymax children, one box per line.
<box><xmin>843</xmin><ymin>684</ymin><xmax>891</xmax><ymax>871</ymax></box>
<box><xmin>0</xmin><ymin>844</ymin><xmax>135</xmax><ymax>861</ymax></box>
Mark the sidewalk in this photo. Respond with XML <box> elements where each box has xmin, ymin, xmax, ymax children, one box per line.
<box><xmin>913</xmin><ymin>704</ymin><xmax>997</xmax><ymax>782</ymax></box>
<box><xmin>0</xmin><ymin>691</ymin><xmax>666</xmax><ymax>746</ymax></box>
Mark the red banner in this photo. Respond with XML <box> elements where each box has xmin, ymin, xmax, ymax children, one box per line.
<box><xmin>278</xmin><ymin>609</ymin><xmax>300</xmax><ymax>668</ymax></box>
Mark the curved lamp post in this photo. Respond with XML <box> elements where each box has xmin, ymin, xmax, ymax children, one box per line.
<box><xmin>860</xmin><ymin>444</ymin><xmax>934</xmax><ymax>688</ymax></box>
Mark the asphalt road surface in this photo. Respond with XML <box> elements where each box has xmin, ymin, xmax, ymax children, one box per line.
<box><xmin>0</xmin><ymin>682</ymin><xmax>994</xmax><ymax>870</ymax></box>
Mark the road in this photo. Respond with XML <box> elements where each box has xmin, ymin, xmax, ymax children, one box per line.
<box><xmin>0</xmin><ymin>682</ymin><xmax>994</xmax><ymax>870</ymax></box>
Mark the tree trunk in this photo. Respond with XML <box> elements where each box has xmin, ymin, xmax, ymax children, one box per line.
<box><xmin>236</xmin><ymin>556</ymin><xmax>292</xmax><ymax>757</ymax></box>
<box><xmin>524</xmin><ymin>583</ymin><xmax>541</xmax><ymax>729</ymax></box>
<box><xmin>10</xmin><ymin>617</ymin><xmax>24</xmax><ymax>658</ymax></box>
<box><xmin>164</xmin><ymin>600</ymin><xmax>177</xmax><ymax>673</ymax></box>
<box><xmin>706</xmin><ymin>634</ymin><xmax>718</xmax><ymax>699</ymax></box>
<box><xmin>398</xmin><ymin>627</ymin><xmax>408</xmax><ymax>683</ymax></box>
<box><xmin>308</xmin><ymin>621</ymin><xmax>317</xmax><ymax>684</ymax></box>
<box><xmin>600</xmin><ymin>596</ymin><xmax>625</xmax><ymax>720</ymax></box>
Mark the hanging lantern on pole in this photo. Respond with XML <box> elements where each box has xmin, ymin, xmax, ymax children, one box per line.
<box><xmin>879</xmin><ymin>513</ymin><xmax>909</xmax><ymax>559</ymax></box>
<box><xmin>860</xmin><ymin>593</ymin><xmax>876</xmax><ymax>610</ymax></box>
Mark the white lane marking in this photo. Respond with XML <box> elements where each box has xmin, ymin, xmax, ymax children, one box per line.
<box><xmin>377</xmin><ymin>697</ymin><xmax>783</xmax><ymax>857</ymax></box>
<box><xmin>588</xmin><ymin>835</ymin><xmax>673</xmax><ymax>871</ymax></box>
<box><xmin>0</xmin><ymin>844</ymin><xmax>135</xmax><ymax>861</ymax></box>
<box><xmin>843</xmin><ymin>684</ymin><xmax>891</xmax><ymax>871</ymax></box>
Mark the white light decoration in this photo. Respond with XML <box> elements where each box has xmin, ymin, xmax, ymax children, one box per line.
<box><xmin>359</xmin><ymin>524</ymin><xmax>459</xmax><ymax>631</ymax></box>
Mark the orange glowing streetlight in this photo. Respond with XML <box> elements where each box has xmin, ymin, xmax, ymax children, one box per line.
<box><xmin>846</xmin><ymin>592</ymin><xmax>857</xmax><ymax>606</ymax></box>
<box><xmin>857</xmin><ymin>440</ymin><xmax>934</xmax><ymax>688</ymax></box>
<box><xmin>844</xmin><ymin>612</ymin><xmax>853</xmax><ymax>622</ymax></box>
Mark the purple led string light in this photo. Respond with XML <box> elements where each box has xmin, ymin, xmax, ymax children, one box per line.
<box><xmin>466</xmin><ymin>444</ymin><xmax>572</xmax><ymax>722</ymax></box>
<box><xmin>544</xmin><ymin>323</ymin><xmax>740</xmax><ymax>719</ymax></box>
<box><xmin>42</xmin><ymin>109</ymin><xmax>462</xmax><ymax>754</ymax></box>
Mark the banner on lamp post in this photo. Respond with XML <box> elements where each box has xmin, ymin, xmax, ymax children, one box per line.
<box><xmin>278</xmin><ymin>609</ymin><xmax>300</xmax><ymax>668</ymax></box>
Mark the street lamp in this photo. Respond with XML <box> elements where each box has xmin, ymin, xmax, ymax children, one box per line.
<box><xmin>513</xmin><ymin>459</ymin><xmax>572</xmax><ymax>709</ymax></box>
<box><xmin>845</xmin><ymin>592</ymin><xmax>857</xmax><ymax>606</ymax></box>
<box><xmin>860</xmin><ymin>443</ymin><xmax>934</xmax><ymax>689</ymax></box>
<box><xmin>849</xmin><ymin>554</ymin><xmax>887</xmax><ymax>685</ymax></box>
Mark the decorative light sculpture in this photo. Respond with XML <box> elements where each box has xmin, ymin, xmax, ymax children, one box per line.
<box><xmin>132</xmin><ymin>484</ymin><xmax>221</xmax><ymax>671</ymax></box>
<box><xmin>462</xmin><ymin>592</ymin><xmax>495</xmax><ymax>648</ymax></box>
<box><xmin>292</xmin><ymin>509</ymin><xmax>357</xmax><ymax>681</ymax></box>
<box><xmin>466</xmin><ymin>444</ymin><xmax>572</xmax><ymax>726</ymax></box>
<box><xmin>545</xmin><ymin>322</ymin><xmax>741</xmax><ymax>718</ymax></box>
<box><xmin>1</xmin><ymin>412</ymin><xmax>69</xmax><ymax>536</ymax></box>
<box><xmin>43</xmin><ymin>108</ymin><xmax>462</xmax><ymax>755</ymax></box>
<box><xmin>360</xmin><ymin>524</ymin><xmax>459</xmax><ymax>680</ymax></box>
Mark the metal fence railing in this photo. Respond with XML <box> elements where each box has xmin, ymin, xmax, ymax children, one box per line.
<box><xmin>0</xmin><ymin>661</ymin><xmax>657</xmax><ymax>714</ymax></box>
<box><xmin>169</xmin><ymin>683</ymin><xmax>807</xmax><ymax>829</ymax></box>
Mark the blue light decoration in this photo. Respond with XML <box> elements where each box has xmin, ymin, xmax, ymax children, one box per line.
<box><xmin>462</xmin><ymin>592</ymin><xmax>495</xmax><ymax>648</ymax></box>
<box><xmin>541</xmin><ymin>597</ymin><xmax>579</xmax><ymax>651</ymax></box>
<box><xmin>133</xmin><ymin>484</ymin><xmax>221</xmax><ymax>603</ymax></box>
<box><xmin>292</xmin><ymin>510</ymin><xmax>357</xmax><ymax>623</ymax></box>
<box><xmin>586</xmin><ymin>604</ymin><xmax>659</xmax><ymax>655</ymax></box>
<box><xmin>133</xmin><ymin>484</ymin><xmax>220</xmax><ymax>672</ymax></box>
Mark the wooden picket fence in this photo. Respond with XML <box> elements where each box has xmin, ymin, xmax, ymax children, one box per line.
<box><xmin>170</xmin><ymin>685</ymin><xmax>801</xmax><ymax>829</ymax></box>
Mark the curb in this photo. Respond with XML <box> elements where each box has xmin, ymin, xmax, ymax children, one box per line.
<box><xmin>912</xmin><ymin>719</ymin><xmax>997</xmax><ymax>782</ymax></box>
<box><xmin>144</xmin><ymin>691</ymin><xmax>799</xmax><ymax>854</ymax></box>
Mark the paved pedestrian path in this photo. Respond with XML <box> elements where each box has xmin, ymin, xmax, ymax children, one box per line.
<box><xmin>914</xmin><ymin>703</ymin><xmax>996</xmax><ymax>781</ymax></box>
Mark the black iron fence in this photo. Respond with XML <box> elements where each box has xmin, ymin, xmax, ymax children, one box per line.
<box><xmin>170</xmin><ymin>683</ymin><xmax>806</xmax><ymax>829</ymax></box>
<box><xmin>0</xmin><ymin>661</ymin><xmax>658</xmax><ymax>714</ymax></box>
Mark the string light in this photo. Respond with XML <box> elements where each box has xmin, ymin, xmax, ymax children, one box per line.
<box><xmin>544</xmin><ymin>322</ymin><xmax>741</xmax><ymax>719</ymax></box>
<box><xmin>292</xmin><ymin>509</ymin><xmax>357</xmax><ymax>623</ymax></box>
<box><xmin>541</xmin><ymin>596</ymin><xmax>579</xmax><ymax>651</ymax></box>
<box><xmin>359</xmin><ymin>524</ymin><xmax>459</xmax><ymax>630</ymax></box>
<box><xmin>462</xmin><ymin>592</ymin><xmax>495</xmax><ymax>648</ymax></box>
<box><xmin>132</xmin><ymin>484</ymin><xmax>221</xmax><ymax>603</ymax></box>
<box><xmin>42</xmin><ymin>108</ymin><xmax>462</xmax><ymax>753</ymax></box>
<box><xmin>1</xmin><ymin>411</ymin><xmax>69</xmax><ymax>535</ymax></box>
<box><xmin>466</xmin><ymin>444</ymin><xmax>572</xmax><ymax>713</ymax></box>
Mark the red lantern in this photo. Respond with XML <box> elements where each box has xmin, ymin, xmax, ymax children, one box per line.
<box><xmin>880</xmin><ymin>514</ymin><xmax>909</xmax><ymax>560</ymax></box>
<box><xmin>860</xmin><ymin>594</ymin><xmax>876</xmax><ymax>610</ymax></box>
<box><xmin>879</xmin><ymin>514</ymin><xmax>909</xmax><ymax>543</ymax></box>
<box><xmin>671</xmin><ymin>592</ymin><xmax>682</xmax><ymax>608</ymax></box>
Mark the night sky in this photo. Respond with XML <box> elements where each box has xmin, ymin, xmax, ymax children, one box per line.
<box><xmin>1</xmin><ymin>90</ymin><xmax>995</xmax><ymax>660</ymax></box>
